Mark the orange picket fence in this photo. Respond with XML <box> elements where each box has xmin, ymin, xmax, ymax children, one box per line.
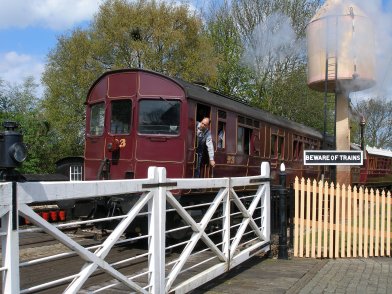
<box><xmin>293</xmin><ymin>177</ymin><xmax>392</xmax><ymax>258</ymax></box>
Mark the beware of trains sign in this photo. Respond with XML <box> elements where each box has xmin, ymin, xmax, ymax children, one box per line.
<box><xmin>304</xmin><ymin>150</ymin><xmax>363</xmax><ymax>166</ymax></box>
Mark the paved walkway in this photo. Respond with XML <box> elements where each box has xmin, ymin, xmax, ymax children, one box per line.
<box><xmin>191</xmin><ymin>256</ymin><xmax>392</xmax><ymax>293</ymax></box>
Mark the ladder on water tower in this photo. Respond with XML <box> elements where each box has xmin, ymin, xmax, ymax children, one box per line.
<box><xmin>323</xmin><ymin>54</ymin><xmax>337</xmax><ymax>147</ymax></box>
<box><xmin>327</xmin><ymin>56</ymin><xmax>337</xmax><ymax>82</ymax></box>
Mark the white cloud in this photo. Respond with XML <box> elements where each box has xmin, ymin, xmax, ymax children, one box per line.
<box><xmin>0</xmin><ymin>0</ymin><xmax>102</xmax><ymax>30</ymax></box>
<box><xmin>0</xmin><ymin>51</ymin><xmax>45</xmax><ymax>96</ymax></box>
<box><xmin>0</xmin><ymin>0</ymin><xmax>103</xmax><ymax>96</ymax></box>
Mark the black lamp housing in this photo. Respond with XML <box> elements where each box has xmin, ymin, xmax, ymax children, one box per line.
<box><xmin>0</xmin><ymin>121</ymin><xmax>27</xmax><ymax>170</ymax></box>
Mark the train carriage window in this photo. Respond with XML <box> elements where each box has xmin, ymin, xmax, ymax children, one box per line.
<box><xmin>237</xmin><ymin>115</ymin><xmax>257</xmax><ymax>155</ymax></box>
<box><xmin>271</xmin><ymin>134</ymin><xmax>277</xmax><ymax>157</ymax></box>
<box><xmin>237</xmin><ymin>127</ymin><xmax>244</xmax><ymax>153</ymax></box>
<box><xmin>292</xmin><ymin>139</ymin><xmax>303</xmax><ymax>160</ymax></box>
<box><xmin>369</xmin><ymin>157</ymin><xmax>376</xmax><ymax>170</ymax></box>
<box><xmin>237</xmin><ymin>126</ymin><xmax>252</xmax><ymax>154</ymax></box>
<box><xmin>217</xmin><ymin>121</ymin><xmax>226</xmax><ymax>149</ymax></box>
<box><xmin>89</xmin><ymin>102</ymin><xmax>105</xmax><ymax>136</ymax></box>
<box><xmin>251</xmin><ymin>130</ymin><xmax>260</xmax><ymax>156</ymax></box>
<box><xmin>218</xmin><ymin>110</ymin><xmax>226</xmax><ymax>119</ymax></box>
<box><xmin>217</xmin><ymin>110</ymin><xmax>226</xmax><ymax>150</ymax></box>
<box><xmin>110</xmin><ymin>100</ymin><xmax>132</xmax><ymax>134</ymax></box>
<box><xmin>298</xmin><ymin>142</ymin><xmax>303</xmax><ymax>159</ymax></box>
<box><xmin>293</xmin><ymin>140</ymin><xmax>298</xmax><ymax>159</ymax></box>
<box><xmin>271</xmin><ymin>134</ymin><xmax>285</xmax><ymax>159</ymax></box>
<box><xmin>278</xmin><ymin>136</ymin><xmax>284</xmax><ymax>159</ymax></box>
<box><xmin>138</xmin><ymin>99</ymin><xmax>180</xmax><ymax>135</ymax></box>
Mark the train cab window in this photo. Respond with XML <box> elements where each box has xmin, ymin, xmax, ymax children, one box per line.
<box><xmin>110</xmin><ymin>100</ymin><xmax>132</xmax><ymax>134</ymax></box>
<box><xmin>138</xmin><ymin>99</ymin><xmax>180</xmax><ymax>135</ymax></box>
<box><xmin>89</xmin><ymin>102</ymin><xmax>105</xmax><ymax>136</ymax></box>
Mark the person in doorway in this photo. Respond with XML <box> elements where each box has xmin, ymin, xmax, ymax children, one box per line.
<box><xmin>195</xmin><ymin>117</ymin><xmax>216</xmax><ymax>177</ymax></box>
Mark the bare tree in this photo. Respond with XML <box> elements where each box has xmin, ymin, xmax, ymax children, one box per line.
<box><xmin>353</xmin><ymin>97</ymin><xmax>392</xmax><ymax>149</ymax></box>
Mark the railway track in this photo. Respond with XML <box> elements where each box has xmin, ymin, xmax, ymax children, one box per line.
<box><xmin>10</xmin><ymin>223</ymin><xmax>223</xmax><ymax>293</ymax></box>
<box><xmin>0</xmin><ymin>221</ymin><xmax>152</xmax><ymax>293</ymax></box>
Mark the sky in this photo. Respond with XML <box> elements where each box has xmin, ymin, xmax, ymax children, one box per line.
<box><xmin>0</xmin><ymin>0</ymin><xmax>392</xmax><ymax>101</ymax></box>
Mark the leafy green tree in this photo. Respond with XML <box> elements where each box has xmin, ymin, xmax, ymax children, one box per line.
<box><xmin>0</xmin><ymin>77</ymin><xmax>55</xmax><ymax>173</ymax></box>
<box><xmin>42</xmin><ymin>29</ymin><xmax>94</xmax><ymax>160</ymax></box>
<box><xmin>90</xmin><ymin>0</ymin><xmax>217</xmax><ymax>81</ymax></box>
<box><xmin>204</xmin><ymin>1</ymin><xmax>254</xmax><ymax>100</ymax></box>
<box><xmin>254</xmin><ymin>65</ymin><xmax>325</xmax><ymax>130</ymax></box>
<box><xmin>42</xmin><ymin>0</ymin><xmax>218</xmax><ymax>159</ymax></box>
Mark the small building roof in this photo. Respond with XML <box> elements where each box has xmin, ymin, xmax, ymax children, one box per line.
<box><xmin>366</xmin><ymin>146</ymin><xmax>392</xmax><ymax>158</ymax></box>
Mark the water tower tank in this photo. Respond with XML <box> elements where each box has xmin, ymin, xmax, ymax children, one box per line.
<box><xmin>306</xmin><ymin>0</ymin><xmax>375</xmax><ymax>93</ymax></box>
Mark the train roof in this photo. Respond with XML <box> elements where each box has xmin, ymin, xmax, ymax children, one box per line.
<box><xmin>172</xmin><ymin>77</ymin><xmax>323</xmax><ymax>139</ymax></box>
<box><xmin>89</xmin><ymin>68</ymin><xmax>323</xmax><ymax>139</ymax></box>
<box><xmin>366</xmin><ymin>146</ymin><xmax>392</xmax><ymax>158</ymax></box>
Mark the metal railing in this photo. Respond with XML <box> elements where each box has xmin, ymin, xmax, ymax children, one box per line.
<box><xmin>0</xmin><ymin>162</ymin><xmax>271</xmax><ymax>293</ymax></box>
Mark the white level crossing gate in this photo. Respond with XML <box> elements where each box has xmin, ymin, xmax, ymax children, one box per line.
<box><xmin>0</xmin><ymin>163</ymin><xmax>271</xmax><ymax>293</ymax></box>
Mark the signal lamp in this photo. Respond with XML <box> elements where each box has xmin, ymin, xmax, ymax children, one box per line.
<box><xmin>0</xmin><ymin>121</ymin><xmax>28</xmax><ymax>170</ymax></box>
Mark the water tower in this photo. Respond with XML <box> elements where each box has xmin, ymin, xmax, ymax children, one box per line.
<box><xmin>306</xmin><ymin>0</ymin><xmax>375</xmax><ymax>185</ymax></box>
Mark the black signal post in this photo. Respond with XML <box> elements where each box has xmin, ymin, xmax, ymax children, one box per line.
<box><xmin>0</xmin><ymin>121</ymin><xmax>27</xmax><ymax>230</ymax></box>
<box><xmin>278</xmin><ymin>163</ymin><xmax>288</xmax><ymax>259</ymax></box>
<box><xmin>360</xmin><ymin>115</ymin><xmax>366</xmax><ymax>153</ymax></box>
<box><xmin>0</xmin><ymin>121</ymin><xmax>27</xmax><ymax>181</ymax></box>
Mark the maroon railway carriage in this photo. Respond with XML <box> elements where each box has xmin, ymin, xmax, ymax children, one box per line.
<box><xmin>351</xmin><ymin>146</ymin><xmax>392</xmax><ymax>189</ymax></box>
<box><xmin>84</xmin><ymin>68</ymin><xmax>327</xmax><ymax>187</ymax></box>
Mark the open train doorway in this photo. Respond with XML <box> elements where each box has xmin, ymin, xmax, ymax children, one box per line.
<box><xmin>194</xmin><ymin>104</ymin><xmax>212</xmax><ymax>178</ymax></box>
<box><xmin>196</xmin><ymin>104</ymin><xmax>210</xmax><ymax>123</ymax></box>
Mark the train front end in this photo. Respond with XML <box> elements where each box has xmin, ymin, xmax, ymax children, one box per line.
<box><xmin>84</xmin><ymin>69</ymin><xmax>187</xmax><ymax>181</ymax></box>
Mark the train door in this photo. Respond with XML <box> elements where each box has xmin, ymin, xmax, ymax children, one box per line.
<box><xmin>104</xmin><ymin>99</ymin><xmax>134</xmax><ymax>179</ymax></box>
<box><xmin>237</xmin><ymin>116</ymin><xmax>253</xmax><ymax>176</ymax></box>
<box><xmin>194</xmin><ymin>104</ymin><xmax>212</xmax><ymax>178</ymax></box>
<box><xmin>85</xmin><ymin>101</ymin><xmax>107</xmax><ymax>180</ymax></box>
<box><xmin>85</xmin><ymin>99</ymin><xmax>134</xmax><ymax>180</ymax></box>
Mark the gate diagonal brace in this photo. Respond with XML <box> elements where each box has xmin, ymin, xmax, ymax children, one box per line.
<box><xmin>165</xmin><ymin>188</ymin><xmax>227</xmax><ymax>290</ymax></box>
<box><xmin>18</xmin><ymin>200</ymin><xmax>150</xmax><ymax>294</ymax></box>
<box><xmin>229</xmin><ymin>186</ymin><xmax>267</xmax><ymax>256</ymax></box>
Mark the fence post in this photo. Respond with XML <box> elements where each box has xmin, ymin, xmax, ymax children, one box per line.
<box><xmin>148</xmin><ymin>167</ymin><xmax>166</xmax><ymax>293</ymax></box>
<box><xmin>2</xmin><ymin>181</ymin><xmax>21</xmax><ymax>293</ymax></box>
<box><xmin>261</xmin><ymin>162</ymin><xmax>271</xmax><ymax>243</ymax></box>
<box><xmin>278</xmin><ymin>163</ymin><xmax>288</xmax><ymax>259</ymax></box>
<box><xmin>288</xmin><ymin>184</ymin><xmax>294</xmax><ymax>249</ymax></box>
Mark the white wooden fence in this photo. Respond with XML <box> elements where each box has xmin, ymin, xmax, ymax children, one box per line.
<box><xmin>294</xmin><ymin>177</ymin><xmax>392</xmax><ymax>258</ymax></box>
<box><xmin>0</xmin><ymin>163</ymin><xmax>271</xmax><ymax>293</ymax></box>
